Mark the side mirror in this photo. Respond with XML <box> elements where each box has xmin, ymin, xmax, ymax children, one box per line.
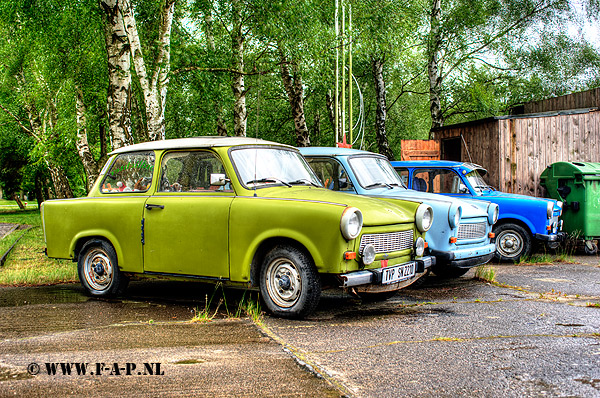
<box><xmin>210</xmin><ymin>173</ymin><xmax>229</xmax><ymax>186</ymax></box>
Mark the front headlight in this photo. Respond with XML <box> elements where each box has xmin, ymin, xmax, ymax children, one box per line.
<box><xmin>448</xmin><ymin>204</ymin><xmax>462</xmax><ymax>229</ymax></box>
<box><xmin>415</xmin><ymin>237</ymin><xmax>425</xmax><ymax>257</ymax></box>
<box><xmin>416</xmin><ymin>204</ymin><xmax>433</xmax><ymax>232</ymax></box>
<box><xmin>340</xmin><ymin>207</ymin><xmax>363</xmax><ymax>240</ymax></box>
<box><xmin>488</xmin><ymin>203</ymin><xmax>499</xmax><ymax>225</ymax></box>
<box><xmin>546</xmin><ymin>201</ymin><xmax>553</xmax><ymax>219</ymax></box>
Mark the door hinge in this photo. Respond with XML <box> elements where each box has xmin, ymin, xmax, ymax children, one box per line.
<box><xmin>141</xmin><ymin>218</ymin><xmax>145</xmax><ymax>245</ymax></box>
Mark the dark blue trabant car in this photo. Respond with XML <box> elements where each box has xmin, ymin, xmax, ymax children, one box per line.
<box><xmin>392</xmin><ymin>160</ymin><xmax>565</xmax><ymax>262</ymax></box>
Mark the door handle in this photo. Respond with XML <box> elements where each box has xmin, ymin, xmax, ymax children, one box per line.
<box><xmin>145</xmin><ymin>204</ymin><xmax>165</xmax><ymax>210</ymax></box>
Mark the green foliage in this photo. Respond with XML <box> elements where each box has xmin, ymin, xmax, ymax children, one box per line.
<box><xmin>0</xmin><ymin>0</ymin><xmax>598</xmax><ymax>197</ymax></box>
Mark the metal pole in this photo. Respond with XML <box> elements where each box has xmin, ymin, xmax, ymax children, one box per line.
<box><xmin>341</xmin><ymin>4</ymin><xmax>346</xmax><ymax>143</ymax></box>
<box><xmin>335</xmin><ymin>0</ymin><xmax>339</xmax><ymax>143</ymax></box>
<box><xmin>349</xmin><ymin>4</ymin><xmax>353</xmax><ymax>145</ymax></box>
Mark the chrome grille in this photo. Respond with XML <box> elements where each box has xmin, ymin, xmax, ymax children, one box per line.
<box><xmin>359</xmin><ymin>230</ymin><xmax>414</xmax><ymax>254</ymax></box>
<box><xmin>457</xmin><ymin>222</ymin><xmax>487</xmax><ymax>240</ymax></box>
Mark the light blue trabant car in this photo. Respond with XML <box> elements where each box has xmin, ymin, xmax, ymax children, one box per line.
<box><xmin>300</xmin><ymin>147</ymin><xmax>498</xmax><ymax>278</ymax></box>
<box><xmin>392</xmin><ymin>160</ymin><xmax>565</xmax><ymax>262</ymax></box>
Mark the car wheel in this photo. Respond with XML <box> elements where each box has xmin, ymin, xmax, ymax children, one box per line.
<box><xmin>260</xmin><ymin>245</ymin><xmax>321</xmax><ymax>319</ymax></box>
<box><xmin>584</xmin><ymin>240</ymin><xmax>598</xmax><ymax>255</ymax></box>
<box><xmin>431</xmin><ymin>265</ymin><xmax>470</xmax><ymax>278</ymax></box>
<box><xmin>78</xmin><ymin>239</ymin><xmax>128</xmax><ymax>297</ymax></box>
<box><xmin>493</xmin><ymin>223</ymin><xmax>531</xmax><ymax>262</ymax></box>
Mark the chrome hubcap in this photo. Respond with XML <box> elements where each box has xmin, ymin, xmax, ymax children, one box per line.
<box><xmin>83</xmin><ymin>249</ymin><xmax>113</xmax><ymax>291</ymax></box>
<box><xmin>497</xmin><ymin>230</ymin><xmax>523</xmax><ymax>258</ymax></box>
<box><xmin>266</xmin><ymin>258</ymin><xmax>302</xmax><ymax>308</ymax></box>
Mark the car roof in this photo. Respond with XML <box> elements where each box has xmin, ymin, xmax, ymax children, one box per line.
<box><xmin>299</xmin><ymin>147</ymin><xmax>385</xmax><ymax>157</ymax></box>
<box><xmin>392</xmin><ymin>160</ymin><xmax>485</xmax><ymax>171</ymax></box>
<box><xmin>109</xmin><ymin>136</ymin><xmax>294</xmax><ymax>155</ymax></box>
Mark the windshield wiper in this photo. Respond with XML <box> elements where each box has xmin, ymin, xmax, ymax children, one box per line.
<box><xmin>289</xmin><ymin>179</ymin><xmax>319</xmax><ymax>187</ymax></box>
<box><xmin>474</xmin><ymin>185</ymin><xmax>494</xmax><ymax>191</ymax></box>
<box><xmin>246</xmin><ymin>177</ymin><xmax>291</xmax><ymax>187</ymax></box>
<box><xmin>365</xmin><ymin>182</ymin><xmax>392</xmax><ymax>189</ymax></box>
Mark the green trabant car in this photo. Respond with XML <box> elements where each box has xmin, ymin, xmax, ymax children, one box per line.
<box><xmin>42</xmin><ymin>137</ymin><xmax>435</xmax><ymax>318</ymax></box>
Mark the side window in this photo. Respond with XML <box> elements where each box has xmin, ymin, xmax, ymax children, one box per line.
<box><xmin>395</xmin><ymin>167</ymin><xmax>409</xmax><ymax>186</ymax></box>
<box><xmin>159</xmin><ymin>151</ymin><xmax>233</xmax><ymax>193</ymax></box>
<box><xmin>101</xmin><ymin>152</ymin><xmax>154</xmax><ymax>193</ymax></box>
<box><xmin>306</xmin><ymin>158</ymin><xmax>353</xmax><ymax>191</ymax></box>
<box><xmin>413</xmin><ymin>169</ymin><xmax>464</xmax><ymax>194</ymax></box>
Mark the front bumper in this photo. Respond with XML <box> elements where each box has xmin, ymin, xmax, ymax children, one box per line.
<box><xmin>339</xmin><ymin>255</ymin><xmax>435</xmax><ymax>288</ymax></box>
<box><xmin>430</xmin><ymin>242</ymin><xmax>496</xmax><ymax>268</ymax></box>
<box><xmin>534</xmin><ymin>232</ymin><xmax>567</xmax><ymax>242</ymax></box>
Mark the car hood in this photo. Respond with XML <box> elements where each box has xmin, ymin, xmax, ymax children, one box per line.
<box><xmin>365</xmin><ymin>187</ymin><xmax>488</xmax><ymax>219</ymax></box>
<box><xmin>255</xmin><ymin>186</ymin><xmax>419</xmax><ymax>226</ymax></box>
<box><xmin>480</xmin><ymin>190</ymin><xmax>558</xmax><ymax>205</ymax></box>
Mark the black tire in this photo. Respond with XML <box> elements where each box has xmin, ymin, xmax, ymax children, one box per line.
<box><xmin>431</xmin><ymin>265</ymin><xmax>470</xmax><ymax>278</ymax></box>
<box><xmin>259</xmin><ymin>245</ymin><xmax>321</xmax><ymax>319</ymax></box>
<box><xmin>493</xmin><ymin>223</ymin><xmax>532</xmax><ymax>262</ymax></box>
<box><xmin>406</xmin><ymin>269</ymin><xmax>430</xmax><ymax>288</ymax></box>
<box><xmin>78</xmin><ymin>239</ymin><xmax>129</xmax><ymax>297</ymax></box>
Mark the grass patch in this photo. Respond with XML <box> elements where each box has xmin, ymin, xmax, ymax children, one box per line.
<box><xmin>190</xmin><ymin>283</ymin><xmax>263</xmax><ymax>323</ymax></box>
<box><xmin>586</xmin><ymin>302</ymin><xmax>600</xmax><ymax>308</ymax></box>
<box><xmin>0</xmin><ymin>209</ymin><xmax>77</xmax><ymax>286</ymax></box>
<box><xmin>474</xmin><ymin>265</ymin><xmax>496</xmax><ymax>283</ymax></box>
<box><xmin>518</xmin><ymin>252</ymin><xmax>575</xmax><ymax>265</ymax></box>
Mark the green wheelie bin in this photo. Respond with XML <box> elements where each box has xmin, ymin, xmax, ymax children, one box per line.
<box><xmin>540</xmin><ymin>161</ymin><xmax>600</xmax><ymax>254</ymax></box>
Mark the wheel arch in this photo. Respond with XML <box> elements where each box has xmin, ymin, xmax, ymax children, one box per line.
<box><xmin>494</xmin><ymin>217</ymin><xmax>533</xmax><ymax>237</ymax></box>
<box><xmin>249</xmin><ymin>237</ymin><xmax>315</xmax><ymax>288</ymax></box>
<box><xmin>72</xmin><ymin>233</ymin><xmax>121</xmax><ymax>265</ymax></box>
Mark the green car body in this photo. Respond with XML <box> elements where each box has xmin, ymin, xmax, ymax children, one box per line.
<box><xmin>42</xmin><ymin>137</ymin><xmax>434</xmax><ymax>318</ymax></box>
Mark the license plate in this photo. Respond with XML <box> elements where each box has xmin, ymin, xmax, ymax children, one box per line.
<box><xmin>381</xmin><ymin>262</ymin><xmax>416</xmax><ymax>284</ymax></box>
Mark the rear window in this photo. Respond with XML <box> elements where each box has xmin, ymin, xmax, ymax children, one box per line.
<box><xmin>101</xmin><ymin>152</ymin><xmax>155</xmax><ymax>193</ymax></box>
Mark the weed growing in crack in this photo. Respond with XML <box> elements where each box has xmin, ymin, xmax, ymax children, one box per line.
<box><xmin>474</xmin><ymin>265</ymin><xmax>496</xmax><ymax>283</ymax></box>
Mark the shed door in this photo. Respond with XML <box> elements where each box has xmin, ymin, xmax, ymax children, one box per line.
<box><xmin>441</xmin><ymin>138</ymin><xmax>461</xmax><ymax>161</ymax></box>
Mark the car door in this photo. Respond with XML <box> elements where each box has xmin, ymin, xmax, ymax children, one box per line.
<box><xmin>143</xmin><ymin>150</ymin><xmax>234</xmax><ymax>279</ymax></box>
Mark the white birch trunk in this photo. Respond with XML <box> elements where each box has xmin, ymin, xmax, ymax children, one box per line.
<box><xmin>100</xmin><ymin>0</ymin><xmax>133</xmax><ymax>149</ymax></box>
<box><xmin>121</xmin><ymin>0</ymin><xmax>175</xmax><ymax>141</ymax></box>
<box><xmin>231</xmin><ymin>0</ymin><xmax>247</xmax><ymax>137</ymax></box>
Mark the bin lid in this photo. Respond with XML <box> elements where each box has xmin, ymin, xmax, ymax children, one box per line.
<box><xmin>541</xmin><ymin>161</ymin><xmax>600</xmax><ymax>181</ymax></box>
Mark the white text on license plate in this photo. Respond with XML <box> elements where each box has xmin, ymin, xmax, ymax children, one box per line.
<box><xmin>381</xmin><ymin>262</ymin><xmax>416</xmax><ymax>284</ymax></box>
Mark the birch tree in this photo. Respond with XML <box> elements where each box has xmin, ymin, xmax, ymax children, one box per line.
<box><xmin>100</xmin><ymin>0</ymin><xmax>134</xmax><ymax>149</ymax></box>
<box><xmin>121</xmin><ymin>0</ymin><xmax>177</xmax><ymax>141</ymax></box>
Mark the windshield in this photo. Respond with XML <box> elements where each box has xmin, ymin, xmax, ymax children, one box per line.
<box><xmin>348</xmin><ymin>156</ymin><xmax>406</xmax><ymax>189</ymax></box>
<box><xmin>230</xmin><ymin>146</ymin><xmax>322</xmax><ymax>188</ymax></box>
<box><xmin>465</xmin><ymin>169</ymin><xmax>493</xmax><ymax>193</ymax></box>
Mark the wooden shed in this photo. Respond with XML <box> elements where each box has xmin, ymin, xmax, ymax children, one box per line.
<box><xmin>425</xmin><ymin>88</ymin><xmax>600</xmax><ymax>197</ymax></box>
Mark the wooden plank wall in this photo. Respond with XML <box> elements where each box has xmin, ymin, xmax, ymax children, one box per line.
<box><xmin>499</xmin><ymin>109</ymin><xmax>600</xmax><ymax>197</ymax></box>
<box><xmin>400</xmin><ymin>140</ymin><xmax>440</xmax><ymax>160</ymax></box>
<box><xmin>431</xmin><ymin>119</ymin><xmax>501</xmax><ymax>187</ymax></box>
<box><xmin>432</xmin><ymin>109</ymin><xmax>600</xmax><ymax>197</ymax></box>
<box><xmin>523</xmin><ymin>87</ymin><xmax>600</xmax><ymax>113</ymax></box>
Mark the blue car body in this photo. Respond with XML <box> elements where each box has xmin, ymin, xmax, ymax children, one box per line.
<box><xmin>391</xmin><ymin>160</ymin><xmax>564</xmax><ymax>261</ymax></box>
<box><xmin>300</xmin><ymin>147</ymin><xmax>498</xmax><ymax>277</ymax></box>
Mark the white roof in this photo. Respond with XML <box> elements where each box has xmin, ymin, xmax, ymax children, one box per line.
<box><xmin>109</xmin><ymin>136</ymin><xmax>294</xmax><ymax>155</ymax></box>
